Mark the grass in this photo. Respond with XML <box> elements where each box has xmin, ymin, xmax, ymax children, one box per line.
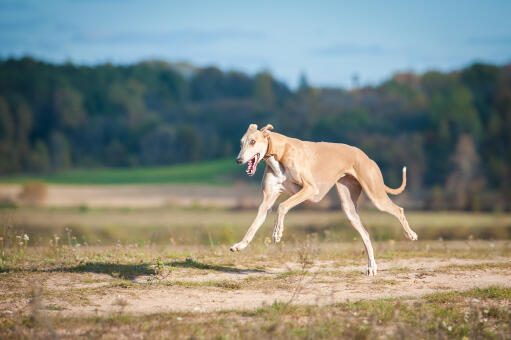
<box><xmin>0</xmin><ymin>235</ymin><xmax>509</xmax><ymax>339</ymax></box>
<box><xmin>0</xmin><ymin>158</ymin><xmax>241</xmax><ymax>185</ymax></box>
<box><xmin>425</xmin><ymin>287</ymin><xmax>511</xmax><ymax>303</ymax></box>
<box><xmin>3</xmin><ymin>207</ymin><xmax>511</xmax><ymax>247</ymax></box>
<box><xmin>1</xmin><ymin>205</ymin><xmax>511</xmax><ymax>338</ymax></box>
<box><xmin>1</xmin><ymin>285</ymin><xmax>510</xmax><ymax>339</ymax></box>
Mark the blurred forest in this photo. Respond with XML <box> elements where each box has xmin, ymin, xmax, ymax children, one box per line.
<box><xmin>0</xmin><ymin>57</ymin><xmax>510</xmax><ymax>210</ymax></box>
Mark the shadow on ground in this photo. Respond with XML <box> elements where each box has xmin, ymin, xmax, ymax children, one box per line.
<box><xmin>169</xmin><ymin>258</ymin><xmax>266</xmax><ymax>274</ymax></box>
<box><xmin>4</xmin><ymin>259</ymin><xmax>268</xmax><ymax>279</ymax></box>
<box><xmin>48</xmin><ymin>262</ymin><xmax>157</xmax><ymax>279</ymax></box>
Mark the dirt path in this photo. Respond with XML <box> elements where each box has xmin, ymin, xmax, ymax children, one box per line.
<box><xmin>23</xmin><ymin>257</ymin><xmax>509</xmax><ymax>316</ymax></box>
<box><xmin>0</xmin><ymin>183</ymin><xmax>261</xmax><ymax>208</ymax></box>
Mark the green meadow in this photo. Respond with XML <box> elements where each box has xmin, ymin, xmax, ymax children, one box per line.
<box><xmin>0</xmin><ymin>159</ymin><xmax>241</xmax><ymax>185</ymax></box>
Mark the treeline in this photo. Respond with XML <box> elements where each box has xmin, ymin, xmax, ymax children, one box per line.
<box><xmin>0</xmin><ymin>57</ymin><xmax>510</xmax><ymax>210</ymax></box>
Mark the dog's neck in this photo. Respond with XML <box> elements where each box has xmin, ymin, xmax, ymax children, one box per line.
<box><xmin>262</xmin><ymin>136</ymin><xmax>274</xmax><ymax>161</ymax></box>
<box><xmin>262</xmin><ymin>132</ymin><xmax>285</xmax><ymax>163</ymax></box>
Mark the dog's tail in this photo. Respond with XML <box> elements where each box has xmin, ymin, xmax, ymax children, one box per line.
<box><xmin>384</xmin><ymin>166</ymin><xmax>407</xmax><ymax>195</ymax></box>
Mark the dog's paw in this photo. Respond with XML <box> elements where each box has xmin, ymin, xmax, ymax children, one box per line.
<box><xmin>405</xmin><ymin>230</ymin><xmax>418</xmax><ymax>241</ymax></box>
<box><xmin>366</xmin><ymin>265</ymin><xmax>378</xmax><ymax>276</ymax></box>
<box><xmin>230</xmin><ymin>242</ymin><xmax>247</xmax><ymax>252</ymax></box>
<box><xmin>272</xmin><ymin>231</ymin><xmax>281</xmax><ymax>243</ymax></box>
<box><xmin>271</xmin><ymin>228</ymin><xmax>282</xmax><ymax>243</ymax></box>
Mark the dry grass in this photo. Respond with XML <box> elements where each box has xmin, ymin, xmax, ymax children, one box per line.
<box><xmin>1</xmin><ymin>283</ymin><xmax>510</xmax><ymax>339</ymax></box>
<box><xmin>2</xmin><ymin>207</ymin><xmax>511</xmax><ymax>247</ymax></box>
<box><xmin>1</xmin><ymin>206</ymin><xmax>511</xmax><ymax>339</ymax></box>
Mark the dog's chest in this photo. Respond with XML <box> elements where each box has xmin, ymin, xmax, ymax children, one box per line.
<box><xmin>278</xmin><ymin>158</ymin><xmax>303</xmax><ymax>185</ymax></box>
<box><xmin>268</xmin><ymin>158</ymin><xmax>334</xmax><ymax>202</ymax></box>
<box><xmin>264</xmin><ymin>158</ymin><xmax>301</xmax><ymax>194</ymax></box>
<box><xmin>275</xmin><ymin>162</ymin><xmax>302</xmax><ymax>192</ymax></box>
<box><xmin>283</xmin><ymin>166</ymin><xmax>302</xmax><ymax>185</ymax></box>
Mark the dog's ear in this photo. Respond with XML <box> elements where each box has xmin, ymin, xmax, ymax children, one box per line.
<box><xmin>261</xmin><ymin>124</ymin><xmax>274</xmax><ymax>136</ymax></box>
<box><xmin>249</xmin><ymin>123</ymin><xmax>258</xmax><ymax>130</ymax></box>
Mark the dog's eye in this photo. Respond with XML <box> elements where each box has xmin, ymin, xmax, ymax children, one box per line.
<box><xmin>250</xmin><ymin>140</ymin><xmax>256</xmax><ymax>145</ymax></box>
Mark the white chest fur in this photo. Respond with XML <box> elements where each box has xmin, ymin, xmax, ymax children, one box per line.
<box><xmin>264</xmin><ymin>156</ymin><xmax>301</xmax><ymax>196</ymax></box>
<box><xmin>265</xmin><ymin>156</ymin><xmax>286</xmax><ymax>182</ymax></box>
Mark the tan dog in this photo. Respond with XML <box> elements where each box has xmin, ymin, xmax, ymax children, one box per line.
<box><xmin>231</xmin><ymin>123</ymin><xmax>418</xmax><ymax>276</ymax></box>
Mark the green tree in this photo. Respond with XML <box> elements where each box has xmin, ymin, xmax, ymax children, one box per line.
<box><xmin>0</xmin><ymin>97</ymin><xmax>18</xmax><ymax>173</ymax></box>
<box><xmin>104</xmin><ymin>139</ymin><xmax>131</xmax><ymax>167</ymax></box>
<box><xmin>0</xmin><ymin>96</ymin><xmax>14</xmax><ymax>142</ymax></box>
<box><xmin>53</xmin><ymin>87</ymin><xmax>86</xmax><ymax>128</ymax></box>
<box><xmin>446</xmin><ymin>134</ymin><xmax>485</xmax><ymax>210</ymax></box>
<box><xmin>253</xmin><ymin>72</ymin><xmax>275</xmax><ymax>106</ymax></box>
<box><xmin>298</xmin><ymin>72</ymin><xmax>310</xmax><ymax>93</ymax></box>
<box><xmin>28</xmin><ymin>140</ymin><xmax>51</xmax><ymax>173</ymax></box>
<box><xmin>139</xmin><ymin>125</ymin><xmax>178</xmax><ymax>165</ymax></box>
<box><xmin>49</xmin><ymin>132</ymin><xmax>71</xmax><ymax>170</ymax></box>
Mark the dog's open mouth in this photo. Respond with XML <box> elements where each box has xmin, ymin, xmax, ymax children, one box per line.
<box><xmin>246</xmin><ymin>153</ymin><xmax>260</xmax><ymax>176</ymax></box>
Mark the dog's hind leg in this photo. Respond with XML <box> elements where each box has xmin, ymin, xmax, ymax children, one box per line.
<box><xmin>377</xmin><ymin>198</ymin><xmax>417</xmax><ymax>241</ymax></box>
<box><xmin>336</xmin><ymin>176</ymin><xmax>378</xmax><ymax>276</ymax></box>
<box><xmin>356</xmin><ymin>162</ymin><xmax>418</xmax><ymax>241</ymax></box>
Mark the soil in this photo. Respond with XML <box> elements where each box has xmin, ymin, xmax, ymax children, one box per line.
<box><xmin>8</xmin><ymin>257</ymin><xmax>509</xmax><ymax>316</ymax></box>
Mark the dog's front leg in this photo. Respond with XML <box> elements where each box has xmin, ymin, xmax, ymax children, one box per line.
<box><xmin>272</xmin><ymin>182</ymin><xmax>318</xmax><ymax>243</ymax></box>
<box><xmin>266</xmin><ymin>156</ymin><xmax>286</xmax><ymax>182</ymax></box>
<box><xmin>230</xmin><ymin>182</ymin><xmax>280</xmax><ymax>252</ymax></box>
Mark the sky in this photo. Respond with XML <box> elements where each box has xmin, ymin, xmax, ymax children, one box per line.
<box><xmin>1</xmin><ymin>0</ymin><xmax>511</xmax><ymax>88</ymax></box>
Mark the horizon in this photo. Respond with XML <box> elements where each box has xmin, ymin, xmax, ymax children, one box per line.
<box><xmin>1</xmin><ymin>1</ymin><xmax>511</xmax><ymax>88</ymax></box>
<box><xmin>3</xmin><ymin>55</ymin><xmax>509</xmax><ymax>91</ymax></box>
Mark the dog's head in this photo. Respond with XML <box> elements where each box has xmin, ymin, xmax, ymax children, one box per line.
<box><xmin>236</xmin><ymin>123</ymin><xmax>273</xmax><ymax>176</ymax></box>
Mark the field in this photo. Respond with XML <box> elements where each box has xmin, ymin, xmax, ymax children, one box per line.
<box><xmin>1</xmin><ymin>203</ymin><xmax>511</xmax><ymax>339</ymax></box>
<box><xmin>0</xmin><ymin>160</ymin><xmax>510</xmax><ymax>339</ymax></box>
<box><xmin>0</xmin><ymin>159</ymin><xmax>241</xmax><ymax>185</ymax></box>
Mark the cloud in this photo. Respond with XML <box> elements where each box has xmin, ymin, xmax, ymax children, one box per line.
<box><xmin>314</xmin><ymin>43</ymin><xmax>384</xmax><ymax>56</ymax></box>
<box><xmin>71</xmin><ymin>28</ymin><xmax>266</xmax><ymax>46</ymax></box>
<box><xmin>467</xmin><ymin>36</ymin><xmax>511</xmax><ymax>46</ymax></box>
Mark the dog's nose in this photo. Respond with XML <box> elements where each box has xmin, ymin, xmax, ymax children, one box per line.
<box><xmin>236</xmin><ymin>157</ymin><xmax>243</xmax><ymax>164</ymax></box>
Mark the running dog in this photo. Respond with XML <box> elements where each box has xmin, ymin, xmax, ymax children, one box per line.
<box><xmin>231</xmin><ymin>123</ymin><xmax>418</xmax><ymax>276</ymax></box>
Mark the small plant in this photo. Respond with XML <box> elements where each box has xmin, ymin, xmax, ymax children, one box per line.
<box><xmin>149</xmin><ymin>256</ymin><xmax>173</xmax><ymax>281</ymax></box>
<box><xmin>112</xmin><ymin>294</ymin><xmax>129</xmax><ymax>314</ymax></box>
<box><xmin>25</xmin><ymin>286</ymin><xmax>58</xmax><ymax>338</ymax></box>
<box><xmin>49</xmin><ymin>234</ymin><xmax>61</xmax><ymax>257</ymax></box>
<box><xmin>18</xmin><ymin>233</ymin><xmax>29</xmax><ymax>256</ymax></box>
<box><xmin>283</xmin><ymin>234</ymin><xmax>319</xmax><ymax>307</ymax></box>
<box><xmin>65</xmin><ymin>227</ymin><xmax>75</xmax><ymax>247</ymax></box>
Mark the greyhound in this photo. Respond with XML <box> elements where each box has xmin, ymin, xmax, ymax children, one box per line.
<box><xmin>231</xmin><ymin>123</ymin><xmax>418</xmax><ymax>276</ymax></box>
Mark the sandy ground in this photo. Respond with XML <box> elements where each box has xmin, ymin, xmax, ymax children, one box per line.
<box><xmin>0</xmin><ymin>183</ymin><xmax>378</xmax><ymax>210</ymax></box>
<box><xmin>4</xmin><ymin>257</ymin><xmax>510</xmax><ymax>316</ymax></box>
<box><xmin>0</xmin><ymin>183</ymin><xmax>261</xmax><ymax>208</ymax></box>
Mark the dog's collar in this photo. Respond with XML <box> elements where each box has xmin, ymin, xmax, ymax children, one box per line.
<box><xmin>262</xmin><ymin>135</ymin><xmax>275</xmax><ymax>161</ymax></box>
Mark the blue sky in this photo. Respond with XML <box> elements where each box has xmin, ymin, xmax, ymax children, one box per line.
<box><xmin>1</xmin><ymin>0</ymin><xmax>510</xmax><ymax>87</ymax></box>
